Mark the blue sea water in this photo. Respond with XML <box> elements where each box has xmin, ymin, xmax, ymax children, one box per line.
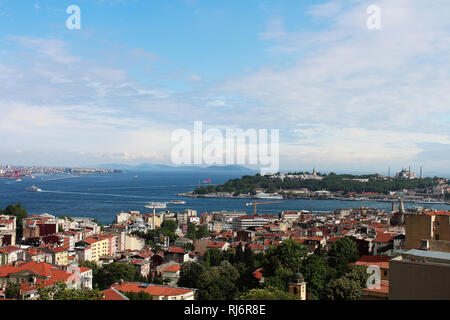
<box><xmin>1</xmin><ymin>170</ymin><xmax>449</xmax><ymax>225</ymax></box>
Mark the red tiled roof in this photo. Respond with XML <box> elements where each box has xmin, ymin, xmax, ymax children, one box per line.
<box><xmin>112</xmin><ymin>282</ymin><xmax>193</xmax><ymax>297</ymax></box>
<box><xmin>0</xmin><ymin>246</ymin><xmax>22</xmax><ymax>254</ymax></box>
<box><xmin>327</xmin><ymin>237</ymin><xmax>343</xmax><ymax>243</ymax></box>
<box><xmin>306</xmin><ymin>236</ymin><xmax>324</xmax><ymax>241</ymax></box>
<box><xmin>363</xmin><ymin>280</ymin><xmax>389</xmax><ymax>295</ymax></box>
<box><xmin>0</xmin><ymin>261</ymin><xmax>76</xmax><ymax>285</ymax></box>
<box><xmin>207</xmin><ymin>241</ymin><xmax>226</xmax><ymax>248</ymax></box>
<box><xmin>423</xmin><ymin>211</ymin><xmax>450</xmax><ymax>216</ymax></box>
<box><xmin>253</xmin><ymin>268</ymin><xmax>263</xmax><ymax>280</ymax></box>
<box><xmin>168</xmin><ymin>247</ymin><xmax>185</xmax><ymax>254</ymax></box>
<box><xmin>353</xmin><ymin>255</ymin><xmax>390</xmax><ymax>269</ymax></box>
<box><xmin>164</xmin><ymin>265</ymin><xmax>181</xmax><ymax>273</ymax></box>
<box><xmin>102</xmin><ymin>288</ymin><xmax>128</xmax><ymax>300</ymax></box>
<box><xmin>249</xmin><ymin>244</ymin><xmax>265</xmax><ymax>250</ymax></box>
<box><xmin>375</xmin><ymin>233</ymin><xmax>395</xmax><ymax>243</ymax></box>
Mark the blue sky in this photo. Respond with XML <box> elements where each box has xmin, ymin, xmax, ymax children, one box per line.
<box><xmin>0</xmin><ymin>0</ymin><xmax>449</xmax><ymax>176</ymax></box>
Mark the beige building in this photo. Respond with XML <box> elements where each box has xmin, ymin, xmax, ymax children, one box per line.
<box><xmin>143</xmin><ymin>213</ymin><xmax>163</xmax><ymax>229</ymax></box>
<box><xmin>389</xmin><ymin>249</ymin><xmax>450</xmax><ymax>300</ymax></box>
<box><xmin>0</xmin><ymin>215</ymin><xmax>16</xmax><ymax>246</ymax></box>
<box><xmin>125</xmin><ymin>235</ymin><xmax>145</xmax><ymax>251</ymax></box>
<box><xmin>76</xmin><ymin>234</ymin><xmax>113</xmax><ymax>262</ymax></box>
<box><xmin>405</xmin><ymin>212</ymin><xmax>450</xmax><ymax>250</ymax></box>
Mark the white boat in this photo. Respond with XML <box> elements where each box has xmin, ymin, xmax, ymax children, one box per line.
<box><xmin>26</xmin><ymin>185</ymin><xmax>42</xmax><ymax>192</ymax></box>
<box><xmin>170</xmin><ymin>200</ymin><xmax>186</xmax><ymax>204</ymax></box>
<box><xmin>253</xmin><ymin>192</ymin><xmax>283</xmax><ymax>200</ymax></box>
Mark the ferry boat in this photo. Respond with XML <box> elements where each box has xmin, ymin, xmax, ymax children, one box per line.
<box><xmin>170</xmin><ymin>200</ymin><xmax>186</xmax><ymax>205</ymax></box>
<box><xmin>253</xmin><ymin>192</ymin><xmax>283</xmax><ymax>200</ymax></box>
<box><xmin>26</xmin><ymin>185</ymin><xmax>42</xmax><ymax>192</ymax></box>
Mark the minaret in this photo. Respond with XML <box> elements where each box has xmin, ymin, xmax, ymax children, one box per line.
<box><xmin>420</xmin><ymin>166</ymin><xmax>423</xmax><ymax>179</ymax></box>
<box><xmin>391</xmin><ymin>201</ymin><xmax>396</xmax><ymax>213</ymax></box>
<box><xmin>399</xmin><ymin>199</ymin><xmax>406</xmax><ymax>224</ymax></box>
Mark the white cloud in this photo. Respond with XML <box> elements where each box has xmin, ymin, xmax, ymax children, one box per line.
<box><xmin>215</xmin><ymin>0</ymin><xmax>450</xmax><ymax>171</ymax></box>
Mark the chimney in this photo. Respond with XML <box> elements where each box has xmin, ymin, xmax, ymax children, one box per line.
<box><xmin>419</xmin><ymin>239</ymin><xmax>430</xmax><ymax>251</ymax></box>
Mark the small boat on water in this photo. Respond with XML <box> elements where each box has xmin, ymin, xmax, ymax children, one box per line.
<box><xmin>253</xmin><ymin>192</ymin><xmax>283</xmax><ymax>200</ymax></box>
<box><xmin>170</xmin><ymin>200</ymin><xmax>186</xmax><ymax>204</ymax></box>
<box><xmin>26</xmin><ymin>185</ymin><xmax>42</xmax><ymax>192</ymax></box>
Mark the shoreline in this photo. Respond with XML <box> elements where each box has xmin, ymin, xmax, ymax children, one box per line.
<box><xmin>178</xmin><ymin>191</ymin><xmax>450</xmax><ymax>206</ymax></box>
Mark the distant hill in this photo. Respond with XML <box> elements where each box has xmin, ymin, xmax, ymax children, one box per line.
<box><xmin>95</xmin><ymin>163</ymin><xmax>258</xmax><ymax>173</ymax></box>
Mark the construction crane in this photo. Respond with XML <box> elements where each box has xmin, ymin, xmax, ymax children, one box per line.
<box><xmin>246</xmin><ymin>201</ymin><xmax>281</xmax><ymax>215</ymax></box>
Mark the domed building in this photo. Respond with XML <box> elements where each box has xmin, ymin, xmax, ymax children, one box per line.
<box><xmin>288</xmin><ymin>272</ymin><xmax>307</xmax><ymax>300</ymax></box>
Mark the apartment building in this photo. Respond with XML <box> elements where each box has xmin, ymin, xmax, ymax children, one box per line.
<box><xmin>389</xmin><ymin>249</ymin><xmax>450</xmax><ymax>300</ymax></box>
<box><xmin>0</xmin><ymin>215</ymin><xmax>16</xmax><ymax>246</ymax></box>
<box><xmin>75</xmin><ymin>234</ymin><xmax>114</xmax><ymax>262</ymax></box>
<box><xmin>405</xmin><ymin>211</ymin><xmax>450</xmax><ymax>250</ymax></box>
<box><xmin>232</xmin><ymin>215</ymin><xmax>269</xmax><ymax>230</ymax></box>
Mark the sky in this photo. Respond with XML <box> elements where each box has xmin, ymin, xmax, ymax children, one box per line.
<box><xmin>0</xmin><ymin>0</ymin><xmax>449</xmax><ymax>176</ymax></box>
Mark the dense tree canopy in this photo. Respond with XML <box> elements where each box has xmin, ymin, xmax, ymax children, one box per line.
<box><xmin>0</xmin><ymin>203</ymin><xmax>28</xmax><ymax>239</ymax></box>
<box><xmin>194</xmin><ymin>173</ymin><xmax>442</xmax><ymax>196</ymax></box>
<box><xmin>237</xmin><ymin>286</ymin><xmax>299</xmax><ymax>300</ymax></box>
<box><xmin>36</xmin><ymin>282</ymin><xmax>103</xmax><ymax>300</ymax></box>
<box><xmin>328</xmin><ymin>238</ymin><xmax>360</xmax><ymax>276</ymax></box>
<box><xmin>80</xmin><ymin>261</ymin><xmax>146</xmax><ymax>291</ymax></box>
<box><xmin>197</xmin><ymin>261</ymin><xmax>240</xmax><ymax>300</ymax></box>
<box><xmin>121</xmin><ymin>291</ymin><xmax>153</xmax><ymax>300</ymax></box>
<box><xmin>177</xmin><ymin>262</ymin><xmax>207</xmax><ymax>289</ymax></box>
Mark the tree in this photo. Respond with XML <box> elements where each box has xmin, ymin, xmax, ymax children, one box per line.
<box><xmin>36</xmin><ymin>282</ymin><xmax>103</xmax><ymax>300</ymax></box>
<box><xmin>324</xmin><ymin>277</ymin><xmax>362</xmax><ymax>300</ymax></box>
<box><xmin>238</xmin><ymin>286</ymin><xmax>299</xmax><ymax>300</ymax></box>
<box><xmin>177</xmin><ymin>262</ymin><xmax>207</xmax><ymax>289</ymax></box>
<box><xmin>204</xmin><ymin>248</ymin><xmax>224</xmax><ymax>267</ymax></box>
<box><xmin>121</xmin><ymin>291</ymin><xmax>153</xmax><ymax>300</ymax></box>
<box><xmin>160</xmin><ymin>220</ymin><xmax>178</xmax><ymax>233</ymax></box>
<box><xmin>328</xmin><ymin>237</ymin><xmax>360</xmax><ymax>276</ymax></box>
<box><xmin>197</xmin><ymin>225</ymin><xmax>209</xmax><ymax>239</ymax></box>
<box><xmin>300</xmin><ymin>254</ymin><xmax>334</xmax><ymax>300</ymax></box>
<box><xmin>5</xmin><ymin>283</ymin><xmax>21</xmax><ymax>300</ymax></box>
<box><xmin>84</xmin><ymin>262</ymin><xmax>144</xmax><ymax>290</ymax></box>
<box><xmin>263</xmin><ymin>240</ymin><xmax>307</xmax><ymax>275</ymax></box>
<box><xmin>243</xmin><ymin>245</ymin><xmax>256</xmax><ymax>271</ymax></box>
<box><xmin>324</xmin><ymin>266</ymin><xmax>368</xmax><ymax>300</ymax></box>
<box><xmin>1</xmin><ymin>203</ymin><xmax>28</xmax><ymax>239</ymax></box>
<box><xmin>183</xmin><ymin>242</ymin><xmax>195</xmax><ymax>251</ymax></box>
<box><xmin>186</xmin><ymin>223</ymin><xmax>197</xmax><ymax>240</ymax></box>
<box><xmin>91</xmin><ymin>218</ymin><xmax>105</xmax><ymax>232</ymax></box>
<box><xmin>344</xmin><ymin>265</ymin><xmax>370</xmax><ymax>288</ymax></box>
<box><xmin>198</xmin><ymin>261</ymin><xmax>240</xmax><ymax>300</ymax></box>
<box><xmin>235</xmin><ymin>243</ymin><xmax>244</xmax><ymax>264</ymax></box>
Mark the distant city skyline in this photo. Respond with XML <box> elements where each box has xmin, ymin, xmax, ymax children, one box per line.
<box><xmin>0</xmin><ymin>1</ymin><xmax>449</xmax><ymax>175</ymax></box>
<box><xmin>1</xmin><ymin>162</ymin><xmax>448</xmax><ymax>179</ymax></box>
